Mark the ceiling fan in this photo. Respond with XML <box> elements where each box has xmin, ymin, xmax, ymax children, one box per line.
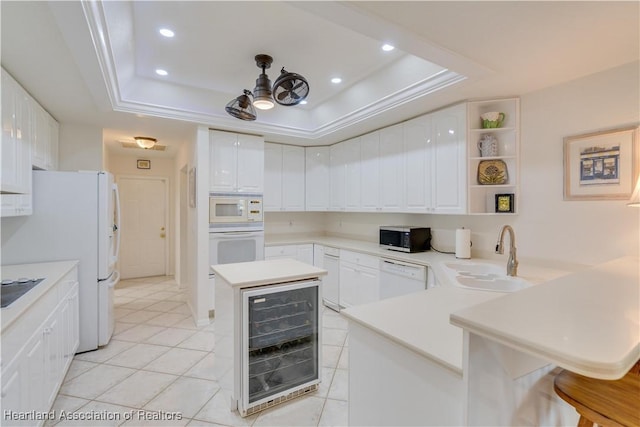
<box><xmin>226</xmin><ymin>54</ymin><xmax>310</xmax><ymax>121</ymax></box>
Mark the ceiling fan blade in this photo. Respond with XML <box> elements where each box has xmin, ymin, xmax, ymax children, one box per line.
<box><xmin>281</xmin><ymin>79</ymin><xmax>294</xmax><ymax>90</ymax></box>
<box><xmin>277</xmin><ymin>91</ymin><xmax>290</xmax><ymax>101</ymax></box>
<box><xmin>292</xmin><ymin>81</ymin><xmax>304</xmax><ymax>91</ymax></box>
<box><xmin>290</xmin><ymin>91</ymin><xmax>300</xmax><ymax>100</ymax></box>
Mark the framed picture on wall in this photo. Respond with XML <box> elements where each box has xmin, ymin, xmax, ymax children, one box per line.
<box><xmin>188</xmin><ymin>167</ymin><xmax>197</xmax><ymax>208</ymax></box>
<box><xmin>564</xmin><ymin>125</ymin><xmax>639</xmax><ymax>200</ymax></box>
<box><xmin>136</xmin><ymin>159</ymin><xmax>151</xmax><ymax>169</ymax></box>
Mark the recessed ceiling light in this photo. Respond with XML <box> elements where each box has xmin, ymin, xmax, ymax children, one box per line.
<box><xmin>155</xmin><ymin>69</ymin><xmax>168</xmax><ymax>76</ymax></box>
<box><xmin>331</xmin><ymin>77</ymin><xmax>342</xmax><ymax>84</ymax></box>
<box><xmin>159</xmin><ymin>28</ymin><xmax>175</xmax><ymax>38</ymax></box>
<box><xmin>382</xmin><ymin>44</ymin><xmax>395</xmax><ymax>52</ymax></box>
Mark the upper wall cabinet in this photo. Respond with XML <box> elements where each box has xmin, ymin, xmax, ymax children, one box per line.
<box><xmin>32</xmin><ymin>101</ymin><xmax>59</xmax><ymax>171</ymax></box>
<box><xmin>305</xmin><ymin>146</ymin><xmax>330</xmax><ymax>211</ymax></box>
<box><xmin>329</xmin><ymin>142</ymin><xmax>347</xmax><ymax>211</ymax></box>
<box><xmin>264</xmin><ymin>143</ymin><xmax>305</xmax><ymax>211</ymax></box>
<box><xmin>209</xmin><ymin>130</ymin><xmax>264</xmax><ymax>193</ymax></box>
<box><xmin>466</xmin><ymin>98</ymin><xmax>520</xmax><ymax>214</ymax></box>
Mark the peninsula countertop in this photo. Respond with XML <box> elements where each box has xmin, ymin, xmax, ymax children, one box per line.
<box><xmin>211</xmin><ymin>258</ymin><xmax>327</xmax><ymax>289</ymax></box>
<box><xmin>450</xmin><ymin>256</ymin><xmax>640</xmax><ymax>380</ymax></box>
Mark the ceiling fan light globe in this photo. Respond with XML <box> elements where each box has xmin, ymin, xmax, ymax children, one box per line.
<box><xmin>134</xmin><ymin>136</ymin><xmax>157</xmax><ymax>149</ymax></box>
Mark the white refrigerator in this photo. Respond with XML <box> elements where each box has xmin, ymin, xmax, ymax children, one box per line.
<box><xmin>1</xmin><ymin>170</ymin><xmax>121</xmax><ymax>352</ymax></box>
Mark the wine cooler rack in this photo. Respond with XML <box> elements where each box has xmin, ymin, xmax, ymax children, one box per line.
<box><xmin>247</xmin><ymin>287</ymin><xmax>318</xmax><ymax>404</ymax></box>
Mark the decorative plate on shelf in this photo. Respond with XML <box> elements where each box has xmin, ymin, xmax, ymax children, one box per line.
<box><xmin>477</xmin><ymin>160</ymin><xmax>508</xmax><ymax>185</ymax></box>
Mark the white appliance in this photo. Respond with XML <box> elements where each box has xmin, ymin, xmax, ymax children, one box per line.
<box><xmin>240</xmin><ymin>280</ymin><xmax>321</xmax><ymax>416</ymax></box>
<box><xmin>209</xmin><ymin>230</ymin><xmax>265</xmax><ymax>266</ymax></box>
<box><xmin>1</xmin><ymin>170</ymin><xmax>121</xmax><ymax>352</ymax></box>
<box><xmin>322</xmin><ymin>246</ymin><xmax>340</xmax><ymax>311</ymax></box>
<box><xmin>379</xmin><ymin>258</ymin><xmax>427</xmax><ymax>299</ymax></box>
<box><xmin>209</xmin><ymin>192</ymin><xmax>263</xmax><ymax>230</ymax></box>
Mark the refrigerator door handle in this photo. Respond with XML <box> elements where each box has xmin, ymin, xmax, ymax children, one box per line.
<box><xmin>112</xmin><ymin>183</ymin><xmax>121</xmax><ymax>267</ymax></box>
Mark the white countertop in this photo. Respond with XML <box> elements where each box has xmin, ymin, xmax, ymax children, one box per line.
<box><xmin>1</xmin><ymin>260</ymin><xmax>79</xmax><ymax>329</ymax></box>
<box><xmin>211</xmin><ymin>258</ymin><xmax>327</xmax><ymax>289</ymax></box>
<box><xmin>450</xmin><ymin>256</ymin><xmax>640</xmax><ymax>380</ymax></box>
<box><xmin>341</xmin><ymin>286</ymin><xmax>503</xmax><ymax>375</ymax></box>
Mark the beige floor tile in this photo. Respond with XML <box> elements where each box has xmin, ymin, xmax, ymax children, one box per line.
<box><xmin>327</xmin><ymin>368</ymin><xmax>348</xmax><ymax>401</ymax></box>
<box><xmin>145</xmin><ymin>327</ymin><xmax>197</xmax><ymax>347</ymax></box>
<box><xmin>114</xmin><ymin>321</ymin><xmax>136</xmax><ymax>335</ymax></box>
<box><xmin>168</xmin><ymin>303</ymin><xmax>192</xmax><ymax>315</ymax></box>
<box><xmin>114</xmin><ymin>324</ymin><xmax>167</xmax><ymax>342</ymax></box>
<box><xmin>318</xmin><ymin>398</ymin><xmax>349</xmax><ymax>427</ymax></box>
<box><xmin>183</xmin><ymin>353</ymin><xmax>217</xmax><ymax>381</ymax></box>
<box><xmin>96</xmin><ymin>370</ymin><xmax>178</xmax><ymax>408</ymax></box>
<box><xmin>59</xmin><ymin>364</ymin><xmax>135</xmax><ymax>399</ymax></box>
<box><xmin>73</xmin><ymin>340</ymin><xmax>135</xmax><ymax>363</ymax></box>
<box><xmin>322</xmin><ymin>313</ymin><xmax>349</xmax><ymax>330</ymax></box>
<box><xmin>185</xmin><ymin>420</ymin><xmax>223</xmax><ymax>426</ymax></box>
<box><xmin>172</xmin><ymin>317</ymin><xmax>203</xmax><ymax>330</ymax></box>
<box><xmin>176</xmin><ymin>331</ymin><xmax>215</xmax><ymax>352</ymax></box>
<box><xmin>317</xmin><ymin>367</ymin><xmax>336</xmax><ymax>398</ymax></box>
<box><xmin>253</xmin><ymin>395</ymin><xmax>325</xmax><ymax>426</ymax></box>
<box><xmin>121</xmin><ymin>299</ymin><xmax>158</xmax><ymax>310</ymax></box>
<box><xmin>114</xmin><ymin>307</ymin><xmax>136</xmax><ymax>319</ymax></box>
<box><xmin>114</xmin><ymin>296</ymin><xmax>137</xmax><ymax>306</ymax></box>
<box><xmin>145</xmin><ymin>300</ymin><xmax>184</xmax><ymax>312</ymax></box>
<box><xmin>143</xmin><ymin>347</ymin><xmax>208</xmax><ymax>375</ymax></box>
<box><xmin>145</xmin><ymin>312</ymin><xmax>191</xmax><ymax>327</ymax></box>
<box><xmin>144</xmin><ymin>377</ymin><xmax>220</xmax><ymax>418</ymax></box>
<box><xmin>119</xmin><ymin>310</ymin><xmax>164</xmax><ymax>324</ymax></box>
<box><xmin>55</xmin><ymin>400</ymin><xmax>133</xmax><ymax>426</ymax></box>
<box><xmin>193</xmin><ymin>390</ymin><xmax>257</xmax><ymax>427</ymax></box>
<box><xmin>121</xmin><ymin>411</ymin><xmax>190</xmax><ymax>426</ymax></box>
<box><xmin>104</xmin><ymin>343</ymin><xmax>171</xmax><ymax>369</ymax></box>
<box><xmin>322</xmin><ymin>345</ymin><xmax>342</xmax><ymax>369</ymax></box>
<box><xmin>337</xmin><ymin>347</ymin><xmax>349</xmax><ymax>369</ymax></box>
<box><xmin>45</xmin><ymin>395</ymin><xmax>90</xmax><ymax>426</ymax></box>
<box><xmin>323</xmin><ymin>328</ymin><xmax>348</xmax><ymax>347</ymax></box>
<box><xmin>63</xmin><ymin>360</ymin><xmax>99</xmax><ymax>383</ymax></box>
<box><xmin>146</xmin><ymin>291</ymin><xmax>181</xmax><ymax>301</ymax></box>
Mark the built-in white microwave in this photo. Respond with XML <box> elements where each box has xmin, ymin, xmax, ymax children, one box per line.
<box><xmin>209</xmin><ymin>193</ymin><xmax>263</xmax><ymax>228</ymax></box>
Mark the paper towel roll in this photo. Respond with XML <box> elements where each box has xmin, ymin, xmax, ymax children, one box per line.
<box><xmin>455</xmin><ymin>228</ymin><xmax>471</xmax><ymax>259</ymax></box>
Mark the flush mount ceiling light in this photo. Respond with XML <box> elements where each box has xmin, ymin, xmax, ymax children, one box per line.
<box><xmin>225</xmin><ymin>89</ymin><xmax>257</xmax><ymax>121</ymax></box>
<box><xmin>225</xmin><ymin>54</ymin><xmax>309</xmax><ymax>121</ymax></box>
<box><xmin>134</xmin><ymin>136</ymin><xmax>157</xmax><ymax>149</ymax></box>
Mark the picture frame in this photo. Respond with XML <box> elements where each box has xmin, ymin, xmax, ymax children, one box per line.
<box><xmin>495</xmin><ymin>193</ymin><xmax>515</xmax><ymax>213</ymax></box>
<box><xmin>188</xmin><ymin>167</ymin><xmax>197</xmax><ymax>208</ymax></box>
<box><xmin>136</xmin><ymin>159</ymin><xmax>151</xmax><ymax>169</ymax></box>
<box><xmin>564</xmin><ymin>126</ymin><xmax>639</xmax><ymax>200</ymax></box>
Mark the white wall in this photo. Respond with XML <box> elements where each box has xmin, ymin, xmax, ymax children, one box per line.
<box><xmin>58</xmin><ymin>123</ymin><xmax>103</xmax><ymax>171</ymax></box>
<box><xmin>315</xmin><ymin>62</ymin><xmax>640</xmax><ymax>267</ymax></box>
<box><xmin>105</xmin><ymin>153</ymin><xmax>177</xmax><ymax>276</ymax></box>
<box><xmin>264</xmin><ymin>212</ymin><xmax>327</xmax><ymax>236</ymax></box>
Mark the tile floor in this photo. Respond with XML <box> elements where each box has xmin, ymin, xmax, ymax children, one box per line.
<box><xmin>48</xmin><ymin>276</ymin><xmax>349</xmax><ymax>426</ymax></box>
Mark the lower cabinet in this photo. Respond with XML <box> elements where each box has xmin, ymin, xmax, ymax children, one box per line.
<box><xmin>339</xmin><ymin>250</ymin><xmax>380</xmax><ymax>309</ymax></box>
<box><xmin>0</xmin><ymin>268</ymin><xmax>79</xmax><ymax>425</ymax></box>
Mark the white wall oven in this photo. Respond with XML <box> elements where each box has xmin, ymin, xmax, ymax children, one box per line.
<box><xmin>209</xmin><ymin>192</ymin><xmax>263</xmax><ymax>231</ymax></box>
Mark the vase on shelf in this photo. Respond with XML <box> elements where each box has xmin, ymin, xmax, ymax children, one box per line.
<box><xmin>478</xmin><ymin>134</ymin><xmax>499</xmax><ymax>157</ymax></box>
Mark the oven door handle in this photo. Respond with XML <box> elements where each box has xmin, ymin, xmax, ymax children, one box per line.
<box><xmin>211</xmin><ymin>231</ymin><xmax>264</xmax><ymax>238</ymax></box>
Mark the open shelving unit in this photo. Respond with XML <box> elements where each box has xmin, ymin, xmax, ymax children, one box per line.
<box><xmin>466</xmin><ymin>98</ymin><xmax>520</xmax><ymax>215</ymax></box>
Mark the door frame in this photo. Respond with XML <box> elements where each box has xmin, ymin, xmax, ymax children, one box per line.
<box><xmin>116</xmin><ymin>174</ymin><xmax>170</xmax><ymax>278</ymax></box>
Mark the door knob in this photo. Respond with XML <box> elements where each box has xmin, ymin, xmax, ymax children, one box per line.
<box><xmin>161</xmin><ymin>227</ymin><xmax>165</xmax><ymax>231</ymax></box>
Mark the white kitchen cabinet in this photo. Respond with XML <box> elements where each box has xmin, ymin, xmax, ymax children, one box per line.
<box><xmin>265</xmin><ymin>244</ymin><xmax>314</xmax><ymax>265</ymax></box>
<box><xmin>31</xmin><ymin>101</ymin><xmax>60</xmax><ymax>171</ymax></box>
<box><xmin>378</xmin><ymin>123</ymin><xmax>405</xmax><ymax>211</ymax></box>
<box><xmin>264</xmin><ymin>143</ymin><xmax>305</xmax><ymax>211</ymax></box>
<box><xmin>1</xmin><ymin>69</ymin><xmax>32</xmax><ymax>199</ymax></box>
<box><xmin>339</xmin><ymin>250</ymin><xmax>380</xmax><ymax>308</ymax></box>
<box><xmin>467</xmin><ymin>98</ymin><xmax>520</xmax><ymax>214</ymax></box>
<box><xmin>305</xmin><ymin>146</ymin><xmax>330</xmax><ymax>211</ymax></box>
<box><xmin>404</xmin><ymin>114</ymin><xmax>433</xmax><ymax>212</ymax></box>
<box><xmin>431</xmin><ymin>103</ymin><xmax>467</xmax><ymax>214</ymax></box>
<box><xmin>360</xmin><ymin>131</ymin><xmax>380</xmax><ymax>211</ymax></box>
<box><xmin>329</xmin><ymin>142</ymin><xmax>347</xmax><ymax>211</ymax></box>
<box><xmin>343</xmin><ymin>137</ymin><xmax>361</xmax><ymax>211</ymax></box>
<box><xmin>209</xmin><ymin>130</ymin><xmax>264</xmax><ymax>193</ymax></box>
<box><xmin>1</xmin><ymin>264</ymin><xmax>79</xmax><ymax>423</ymax></box>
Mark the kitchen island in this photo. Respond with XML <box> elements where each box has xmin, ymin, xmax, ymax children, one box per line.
<box><xmin>343</xmin><ymin>255</ymin><xmax>639</xmax><ymax>426</ymax></box>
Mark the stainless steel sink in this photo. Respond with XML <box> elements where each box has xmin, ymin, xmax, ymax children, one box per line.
<box><xmin>443</xmin><ymin>262</ymin><xmax>531</xmax><ymax>292</ymax></box>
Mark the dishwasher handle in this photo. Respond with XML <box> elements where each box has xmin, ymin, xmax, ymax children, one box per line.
<box><xmin>380</xmin><ymin>258</ymin><xmax>427</xmax><ymax>280</ymax></box>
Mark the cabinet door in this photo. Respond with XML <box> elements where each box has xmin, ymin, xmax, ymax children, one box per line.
<box><xmin>339</xmin><ymin>262</ymin><xmax>358</xmax><ymax>308</ymax></box>
<box><xmin>43</xmin><ymin>309</ymin><xmax>63</xmax><ymax>408</ymax></box>
<box><xmin>237</xmin><ymin>134</ymin><xmax>264</xmax><ymax>193</ymax></box>
<box><xmin>296</xmin><ymin>244</ymin><xmax>314</xmax><ymax>265</ymax></box>
<box><xmin>379</xmin><ymin>124</ymin><xmax>405</xmax><ymax>211</ymax></box>
<box><xmin>282</xmin><ymin>145</ymin><xmax>305</xmax><ymax>211</ymax></box>
<box><xmin>329</xmin><ymin>143</ymin><xmax>347</xmax><ymax>211</ymax></box>
<box><xmin>48</xmin><ymin>116</ymin><xmax>59</xmax><ymax>170</ymax></box>
<box><xmin>264</xmin><ymin>143</ymin><xmax>283</xmax><ymax>211</ymax></box>
<box><xmin>209</xmin><ymin>131</ymin><xmax>239</xmax><ymax>192</ymax></box>
<box><xmin>356</xmin><ymin>266</ymin><xmax>380</xmax><ymax>306</ymax></box>
<box><xmin>343</xmin><ymin>137</ymin><xmax>361</xmax><ymax>211</ymax></box>
<box><xmin>0</xmin><ymin>356</ymin><xmax>26</xmax><ymax>418</ymax></box>
<box><xmin>24</xmin><ymin>328</ymin><xmax>46</xmax><ymax>413</ymax></box>
<box><xmin>305</xmin><ymin>147</ymin><xmax>330</xmax><ymax>211</ymax></box>
<box><xmin>432</xmin><ymin>104</ymin><xmax>467</xmax><ymax>214</ymax></box>
<box><xmin>1</xmin><ymin>71</ymin><xmax>31</xmax><ymax>195</ymax></box>
<box><xmin>404</xmin><ymin>115</ymin><xmax>433</xmax><ymax>212</ymax></box>
<box><xmin>360</xmin><ymin>131</ymin><xmax>380</xmax><ymax>211</ymax></box>
<box><xmin>32</xmin><ymin>103</ymin><xmax>49</xmax><ymax>170</ymax></box>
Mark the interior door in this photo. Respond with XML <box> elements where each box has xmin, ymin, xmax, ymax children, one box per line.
<box><xmin>118</xmin><ymin>176</ymin><xmax>167</xmax><ymax>279</ymax></box>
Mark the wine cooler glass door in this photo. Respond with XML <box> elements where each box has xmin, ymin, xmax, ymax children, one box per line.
<box><xmin>241</xmin><ymin>280</ymin><xmax>320</xmax><ymax>413</ymax></box>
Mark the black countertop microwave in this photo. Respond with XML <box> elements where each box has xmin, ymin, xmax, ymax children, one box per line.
<box><xmin>379</xmin><ymin>226</ymin><xmax>431</xmax><ymax>253</ymax></box>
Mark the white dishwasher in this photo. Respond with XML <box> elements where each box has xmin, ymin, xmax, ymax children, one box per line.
<box><xmin>322</xmin><ymin>246</ymin><xmax>340</xmax><ymax>311</ymax></box>
<box><xmin>379</xmin><ymin>258</ymin><xmax>427</xmax><ymax>299</ymax></box>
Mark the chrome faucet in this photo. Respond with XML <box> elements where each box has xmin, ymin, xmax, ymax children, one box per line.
<box><xmin>495</xmin><ymin>225</ymin><xmax>518</xmax><ymax>277</ymax></box>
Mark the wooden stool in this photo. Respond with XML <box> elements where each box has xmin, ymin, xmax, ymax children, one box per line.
<box><xmin>554</xmin><ymin>361</ymin><xmax>640</xmax><ymax>427</ymax></box>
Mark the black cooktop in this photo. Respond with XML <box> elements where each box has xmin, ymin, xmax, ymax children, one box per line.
<box><xmin>1</xmin><ymin>278</ymin><xmax>45</xmax><ymax>308</ymax></box>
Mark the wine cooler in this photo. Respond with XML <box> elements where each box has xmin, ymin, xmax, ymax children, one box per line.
<box><xmin>240</xmin><ymin>280</ymin><xmax>321</xmax><ymax>416</ymax></box>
